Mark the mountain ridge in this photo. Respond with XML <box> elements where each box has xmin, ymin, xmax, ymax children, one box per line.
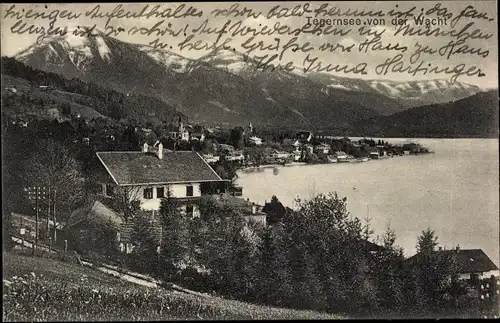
<box><xmin>12</xmin><ymin>30</ymin><xmax>487</xmax><ymax>129</ymax></box>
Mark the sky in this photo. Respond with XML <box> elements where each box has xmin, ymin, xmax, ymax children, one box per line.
<box><xmin>1</xmin><ymin>1</ymin><xmax>498</xmax><ymax>89</ymax></box>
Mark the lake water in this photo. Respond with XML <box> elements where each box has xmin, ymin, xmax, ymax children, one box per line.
<box><xmin>236</xmin><ymin>139</ymin><xmax>499</xmax><ymax>266</ymax></box>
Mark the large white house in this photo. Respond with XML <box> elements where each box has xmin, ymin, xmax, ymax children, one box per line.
<box><xmin>95</xmin><ymin>142</ymin><xmax>227</xmax><ymax>218</ymax></box>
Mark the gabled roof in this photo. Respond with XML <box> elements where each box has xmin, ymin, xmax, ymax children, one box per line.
<box><xmin>96</xmin><ymin>151</ymin><xmax>224</xmax><ymax>186</ymax></box>
<box><xmin>406</xmin><ymin>249</ymin><xmax>499</xmax><ymax>274</ymax></box>
<box><xmin>214</xmin><ymin>194</ymin><xmax>266</xmax><ymax>216</ymax></box>
<box><xmin>67</xmin><ymin>200</ymin><xmax>123</xmax><ymax>230</ymax></box>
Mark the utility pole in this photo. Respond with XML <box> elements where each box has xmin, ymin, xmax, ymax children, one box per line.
<box><xmin>26</xmin><ymin>186</ymin><xmax>48</xmax><ymax>255</ymax></box>
<box><xmin>35</xmin><ymin>186</ymin><xmax>39</xmax><ymax>255</ymax></box>
<box><xmin>47</xmin><ymin>188</ymin><xmax>51</xmax><ymax>240</ymax></box>
<box><xmin>53</xmin><ymin>189</ymin><xmax>57</xmax><ymax>243</ymax></box>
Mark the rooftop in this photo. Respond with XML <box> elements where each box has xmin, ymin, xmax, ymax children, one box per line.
<box><xmin>66</xmin><ymin>200</ymin><xmax>123</xmax><ymax>230</ymax></box>
<box><xmin>96</xmin><ymin>151</ymin><xmax>224</xmax><ymax>186</ymax></box>
<box><xmin>406</xmin><ymin>249</ymin><xmax>499</xmax><ymax>274</ymax></box>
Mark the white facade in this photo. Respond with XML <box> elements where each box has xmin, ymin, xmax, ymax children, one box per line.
<box><xmin>249</xmin><ymin>136</ymin><xmax>262</xmax><ymax>145</ymax></box>
<box><xmin>100</xmin><ymin>182</ymin><xmax>202</xmax><ymax>217</ymax></box>
<box><xmin>458</xmin><ymin>270</ymin><xmax>500</xmax><ymax>281</ymax></box>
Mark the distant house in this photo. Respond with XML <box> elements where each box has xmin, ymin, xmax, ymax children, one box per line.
<box><xmin>202</xmin><ymin>154</ymin><xmax>220</xmax><ymax>164</ymax></box>
<box><xmin>38</xmin><ymin>85</ymin><xmax>55</xmax><ymax>91</ymax></box>
<box><xmin>189</xmin><ymin>131</ymin><xmax>205</xmax><ymax>142</ymax></box>
<box><xmin>4</xmin><ymin>86</ymin><xmax>17</xmax><ymax>93</ymax></box>
<box><xmin>314</xmin><ymin>143</ymin><xmax>331</xmax><ymax>155</ymax></box>
<box><xmin>16</xmin><ymin>120</ymin><xmax>28</xmax><ymax>128</ymax></box>
<box><xmin>214</xmin><ymin>194</ymin><xmax>267</xmax><ymax>225</ymax></box>
<box><xmin>333</xmin><ymin>151</ymin><xmax>349</xmax><ymax>162</ymax></box>
<box><xmin>269</xmin><ymin>150</ymin><xmax>292</xmax><ymax>161</ymax></box>
<box><xmin>405</xmin><ymin>247</ymin><xmax>500</xmax><ymax>281</ymax></box>
<box><xmin>249</xmin><ymin>136</ymin><xmax>263</xmax><ymax>146</ymax></box>
<box><xmin>167</xmin><ymin>121</ymin><xmax>189</xmax><ymax>141</ymax></box>
<box><xmin>95</xmin><ymin>142</ymin><xmax>227</xmax><ymax>218</ymax></box>
<box><xmin>304</xmin><ymin>144</ymin><xmax>314</xmax><ymax>154</ymax></box>
<box><xmin>402</xmin><ymin>143</ymin><xmax>422</xmax><ymax>154</ymax></box>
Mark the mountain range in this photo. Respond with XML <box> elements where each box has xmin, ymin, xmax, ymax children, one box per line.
<box><xmin>354</xmin><ymin>89</ymin><xmax>499</xmax><ymax>138</ymax></box>
<box><xmin>11</xmin><ymin>28</ymin><xmax>495</xmax><ymax>135</ymax></box>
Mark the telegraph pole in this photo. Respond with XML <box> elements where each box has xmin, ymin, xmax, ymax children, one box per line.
<box><xmin>35</xmin><ymin>186</ymin><xmax>39</xmax><ymax>255</ymax></box>
<box><xmin>26</xmin><ymin>186</ymin><xmax>48</xmax><ymax>255</ymax></box>
<box><xmin>53</xmin><ymin>189</ymin><xmax>57</xmax><ymax>243</ymax></box>
<box><xmin>47</xmin><ymin>188</ymin><xmax>51</xmax><ymax>239</ymax></box>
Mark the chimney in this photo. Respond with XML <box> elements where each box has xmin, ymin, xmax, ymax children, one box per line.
<box><xmin>456</xmin><ymin>245</ymin><xmax>460</xmax><ymax>253</ymax></box>
<box><xmin>142</xmin><ymin>142</ymin><xmax>148</xmax><ymax>153</ymax></box>
<box><xmin>252</xmin><ymin>202</ymin><xmax>256</xmax><ymax>215</ymax></box>
<box><xmin>158</xmin><ymin>142</ymin><xmax>163</xmax><ymax>159</ymax></box>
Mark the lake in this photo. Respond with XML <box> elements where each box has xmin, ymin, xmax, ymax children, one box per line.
<box><xmin>236</xmin><ymin>139</ymin><xmax>499</xmax><ymax>266</ymax></box>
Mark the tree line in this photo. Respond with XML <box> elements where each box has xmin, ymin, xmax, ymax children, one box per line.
<box><xmin>76</xmin><ymin>193</ymin><xmax>498</xmax><ymax>318</ymax></box>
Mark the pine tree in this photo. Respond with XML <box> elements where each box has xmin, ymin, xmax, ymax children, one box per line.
<box><xmin>158</xmin><ymin>192</ymin><xmax>190</xmax><ymax>280</ymax></box>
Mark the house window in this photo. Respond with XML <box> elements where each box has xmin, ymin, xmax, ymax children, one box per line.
<box><xmin>105</xmin><ymin>184</ymin><xmax>115</xmax><ymax>197</ymax></box>
<box><xmin>144</xmin><ymin>187</ymin><xmax>153</xmax><ymax>199</ymax></box>
<box><xmin>186</xmin><ymin>185</ymin><xmax>193</xmax><ymax>197</ymax></box>
<box><xmin>157</xmin><ymin>187</ymin><xmax>165</xmax><ymax>198</ymax></box>
<box><xmin>186</xmin><ymin>205</ymin><xmax>194</xmax><ymax>218</ymax></box>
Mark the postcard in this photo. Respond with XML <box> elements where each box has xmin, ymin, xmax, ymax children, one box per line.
<box><xmin>1</xmin><ymin>1</ymin><xmax>498</xmax><ymax>320</ymax></box>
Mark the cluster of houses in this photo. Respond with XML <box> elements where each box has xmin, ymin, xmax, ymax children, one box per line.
<box><xmin>199</xmin><ymin>128</ymin><xmax>427</xmax><ymax>167</ymax></box>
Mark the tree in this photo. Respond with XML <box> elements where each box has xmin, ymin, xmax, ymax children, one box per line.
<box><xmin>373</xmin><ymin>226</ymin><xmax>405</xmax><ymax>311</ymax></box>
<box><xmin>158</xmin><ymin>191</ymin><xmax>190</xmax><ymax>280</ymax></box>
<box><xmin>262</xmin><ymin>195</ymin><xmax>286</xmax><ymax>225</ymax></box>
<box><xmin>229</xmin><ymin>127</ymin><xmax>245</xmax><ymax>150</ymax></box>
<box><xmin>20</xmin><ymin>138</ymin><xmax>86</xmax><ymax>222</ymax></box>
<box><xmin>107</xmin><ymin>187</ymin><xmax>141</xmax><ymax>224</ymax></box>
<box><xmin>254</xmin><ymin>226</ymin><xmax>293</xmax><ymax>306</ymax></box>
<box><xmin>412</xmin><ymin>228</ymin><xmax>462</xmax><ymax>313</ymax></box>
<box><xmin>416</xmin><ymin>228</ymin><xmax>438</xmax><ymax>255</ymax></box>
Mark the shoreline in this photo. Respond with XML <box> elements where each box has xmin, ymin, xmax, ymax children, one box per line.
<box><xmin>238</xmin><ymin>152</ymin><xmax>435</xmax><ymax>172</ymax></box>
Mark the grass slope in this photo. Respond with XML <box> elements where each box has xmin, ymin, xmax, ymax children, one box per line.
<box><xmin>3</xmin><ymin>251</ymin><xmax>342</xmax><ymax>321</ymax></box>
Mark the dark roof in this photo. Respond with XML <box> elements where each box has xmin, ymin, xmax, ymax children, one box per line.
<box><xmin>96</xmin><ymin>151</ymin><xmax>224</xmax><ymax>186</ymax></box>
<box><xmin>214</xmin><ymin>194</ymin><xmax>266</xmax><ymax>216</ymax></box>
<box><xmin>360</xmin><ymin>240</ymin><xmax>386</xmax><ymax>252</ymax></box>
<box><xmin>407</xmin><ymin>249</ymin><xmax>499</xmax><ymax>274</ymax></box>
<box><xmin>67</xmin><ymin>200</ymin><xmax>123</xmax><ymax>230</ymax></box>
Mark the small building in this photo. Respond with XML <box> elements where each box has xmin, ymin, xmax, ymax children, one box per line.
<box><xmin>249</xmin><ymin>136</ymin><xmax>263</xmax><ymax>146</ymax></box>
<box><xmin>65</xmin><ymin>200</ymin><xmax>124</xmax><ymax>253</ymax></box>
<box><xmin>214</xmin><ymin>194</ymin><xmax>267</xmax><ymax>225</ymax></box>
<box><xmin>189</xmin><ymin>132</ymin><xmax>205</xmax><ymax>142</ymax></box>
<box><xmin>402</xmin><ymin>143</ymin><xmax>422</xmax><ymax>154</ymax></box>
<box><xmin>406</xmin><ymin>247</ymin><xmax>500</xmax><ymax>281</ymax></box>
<box><xmin>4</xmin><ymin>86</ymin><xmax>17</xmax><ymax>94</ymax></box>
<box><xmin>167</xmin><ymin>121</ymin><xmax>189</xmax><ymax>141</ymax></box>
<box><xmin>333</xmin><ymin>151</ymin><xmax>349</xmax><ymax>162</ymax></box>
<box><xmin>202</xmin><ymin>154</ymin><xmax>220</xmax><ymax>164</ymax></box>
<box><xmin>314</xmin><ymin>143</ymin><xmax>331</xmax><ymax>155</ymax></box>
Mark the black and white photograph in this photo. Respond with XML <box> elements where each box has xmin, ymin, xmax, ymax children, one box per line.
<box><xmin>1</xmin><ymin>1</ymin><xmax>498</xmax><ymax>320</ymax></box>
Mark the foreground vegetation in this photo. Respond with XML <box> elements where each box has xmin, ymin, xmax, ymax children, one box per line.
<box><xmin>3</xmin><ymin>252</ymin><xmax>342</xmax><ymax>321</ymax></box>
<box><xmin>66</xmin><ymin>193</ymin><xmax>499</xmax><ymax>319</ymax></box>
